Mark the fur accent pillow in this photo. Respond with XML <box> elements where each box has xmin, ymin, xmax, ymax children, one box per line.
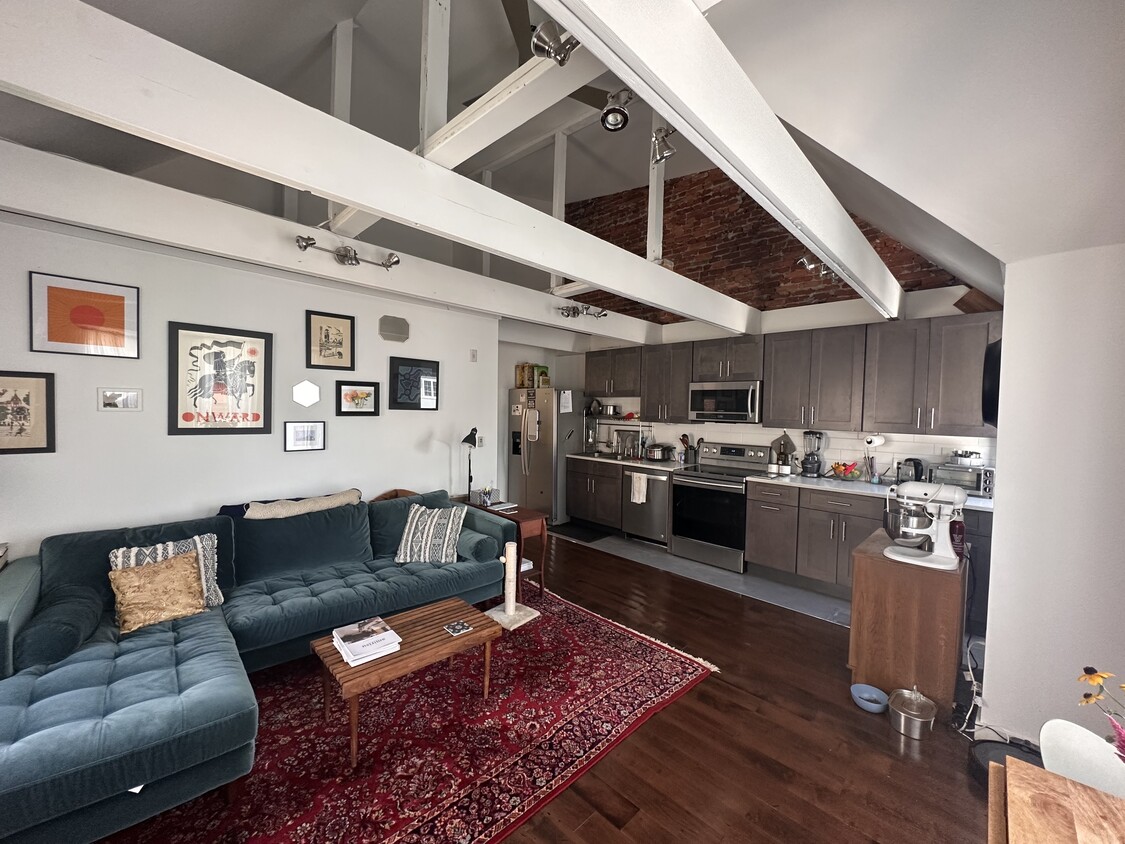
<box><xmin>108</xmin><ymin>550</ymin><xmax>206</xmax><ymax>634</ymax></box>
<box><xmin>243</xmin><ymin>488</ymin><xmax>362</xmax><ymax>520</ymax></box>
<box><xmin>395</xmin><ymin>504</ymin><xmax>466</xmax><ymax>565</ymax></box>
<box><xmin>110</xmin><ymin>533</ymin><xmax>223</xmax><ymax>607</ymax></box>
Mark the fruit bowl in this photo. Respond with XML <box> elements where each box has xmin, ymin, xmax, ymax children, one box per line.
<box><xmin>831</xmin><ymin>465</ymin><xmax>863</xmax><ymax>481</ymax></box>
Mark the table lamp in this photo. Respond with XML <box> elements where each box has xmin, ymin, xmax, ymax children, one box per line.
<box><xmin>461</xmin><ymin>427</ymin><xmax>477</xmax><ymax>500</ymax></box>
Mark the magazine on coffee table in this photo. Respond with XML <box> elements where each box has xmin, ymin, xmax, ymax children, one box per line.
<box><xmin>333</xmin><ymin>615</ymin><xmax>402</xmax><ymax>660</ymax></box>
<box><xmin>333</xmin><ymin>638</ymin><xmax>400</xmax><ymax>667</ymax></box>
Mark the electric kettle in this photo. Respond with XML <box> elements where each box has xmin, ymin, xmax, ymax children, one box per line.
<box><xmin>896</xmin><ymin>458</ymin><xmax>924</xmax><ymax>483</ymax></box>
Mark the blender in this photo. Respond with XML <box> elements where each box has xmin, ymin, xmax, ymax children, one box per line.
<box><xmin>801</xmin><ymin>431</ymin><xmax>824</xmax><ymax>477</ymax></box>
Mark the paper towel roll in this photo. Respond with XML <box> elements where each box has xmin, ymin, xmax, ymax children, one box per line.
<box><xmin>864</xmin><ymin>435</ymin><xmax>886</xmax><ymax>448</ymax></box>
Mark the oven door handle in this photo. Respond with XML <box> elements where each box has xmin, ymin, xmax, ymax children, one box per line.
<box><xmin>673</xmin><ymin>476</ymin><xmax>745</xmax><ymax>492</ymax></box>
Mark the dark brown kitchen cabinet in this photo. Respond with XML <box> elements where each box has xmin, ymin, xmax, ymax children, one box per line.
<box><xmin>836</xmin><ymin>514</ymin><xmax>881</xmax><ymax>588</ymax></box>
<box><xmin>691</xmin><ymin>335</ymin><xmax>763</xmax><ymax>382</ymax></box>
<box><xmin>763</xmin><ymin>326</ymin><xmax>865</xmax><ymax>431</ymax></box>
<box><xmin>641</xmin><ymin>342</ymin><xmax>692</xmax><ymax>422</ymax></box>
<box><xmin>796</xmin><ymin>490</ymin><xmax>884</xmax><ymax>585</ymax></box>
<box><xmin>745</xmin><ymin>494</ymin><xmax>799</xmax><ymax>573</ymax></box>
<box><xmin>926</xmin><ymin>312</ymin><xmax>1001</xmax><ymax>437</ymax></box>
<box><xmin>796</xmin><ymin>508</ymin><xmax>839</xmax><ymax>582</ymax></box>
<box><xmin>585</xmin><ymin>347</ymin><xmax>641</xmax><ymax>398</ymax></box>
<box><xmin>566</xmin><ymin>460</ymin><xmax>622</xmax><ymax>529</ymax></box>
<box><xmin>863</xmin><ymin>319</ymin><xmax>931</xmax><ymax>434</ymax></box>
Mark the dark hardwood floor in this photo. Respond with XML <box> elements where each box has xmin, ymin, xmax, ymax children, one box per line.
<box><xmin>510</xmin><ymin>535</ymin><xmax>988</xmax><ymax>843</ymax></box>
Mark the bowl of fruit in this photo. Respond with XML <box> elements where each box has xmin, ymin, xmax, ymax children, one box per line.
<box><xmin>831</xmin><ymin>461</ymin><xmax>863</xmax><ymax>481</ymax></box>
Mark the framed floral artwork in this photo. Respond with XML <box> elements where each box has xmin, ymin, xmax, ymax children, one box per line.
<box><xmin>336</xmin><ymin>380</ymin><xmax>379</xmax><ymax>416</ymax></box>
<box><xmin>306</xmin><ymin>310</ymin><xmax>355</xmax><ymax>370</ymax></box>
<box><xmin>30</xmin><ymin>272</ymin><xmax>139</xmax><ymax>358</ymax></box>
<box><xmin>0</xmin><ymin>371</ymin><xmax>55</xmax><ymax>454</ymax></box>
<box><xmin>168</xmin><ymin>322</ymin><xmax>272</xmax><ymax>435</ymax></box>
<box><xmin>389</xmin><ymin>357</ymin><xmax>438</xmax><ymax>411</ymax></box>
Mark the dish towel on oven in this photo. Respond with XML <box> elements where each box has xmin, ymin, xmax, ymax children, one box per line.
<box><xmin>630</xmin><ymin>471</ymin><xmax>648</xmax><ymax>504</ymax></box>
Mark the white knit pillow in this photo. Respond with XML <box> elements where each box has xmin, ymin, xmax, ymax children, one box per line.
<box><xmin>395</xmin><ymin>504</ymin><xmax>466</xmax><ymax>565</ymax></box>
<box><xmin>244</xmin><ymin>488</ymin><xmax>362</xmax><ymax>520</ymax></box>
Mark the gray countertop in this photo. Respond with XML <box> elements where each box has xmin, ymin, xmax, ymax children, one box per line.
<box><xmin>567</xmin><ymin>452</ymin><xmax>994</xmax><ymax>511</ymax></box>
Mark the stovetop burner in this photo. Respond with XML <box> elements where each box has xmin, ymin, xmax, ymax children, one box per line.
<box><xmin>673</xmin><ymin>441</ymin><xmax>775</xmax><ymax>483</ymax></box>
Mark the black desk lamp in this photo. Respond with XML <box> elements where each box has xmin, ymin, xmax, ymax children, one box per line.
<box><xmin>461</xmin><ymin>427</ymin><xmax>478</xmax><ymax>500</ymax></box>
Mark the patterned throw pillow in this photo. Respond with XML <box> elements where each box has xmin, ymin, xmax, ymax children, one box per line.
<box><xmin>394</xmin><ymin>504</ymin><xmax>466</xmax><ymax>565</ymax></box>
<box><xmin>108</xmin><ymin>550</ymin><xmax>206</xmax><ymax>635</ymax></box>
<box><xmin>110</xmin><ymin>532</ymin><xmax>223</xmax><ymax>606</ymax></box>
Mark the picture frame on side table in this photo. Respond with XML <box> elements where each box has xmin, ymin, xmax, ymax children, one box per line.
<box><xmin>336</xmin><ymin>381</ymin><xmax>380</xmax><ymax>416</ymax></box>
<box><xmin>284</xmin><ymin>421</ymin><xmax>326</xmax><ymax>452</ymax></box>
<box><xmin>306</xmin><ymin>310</ymin><xmax>355</xmax><ymax>370</ymax></box>
<box><xmin>389</xmin><ymin>357</ymin><xmax>439</xmax><ymax>411</ymax></box>
<box><xmin>30</xmin><ymin>272</ymin><xmax>139</xmax><ymax>358</ymax></box>
<box><xmin>168</xmin><ymin>322</ymin><xmax>272</xmax><ymax>435</ymax></box>
<box><xmin>97</xmin><ymin>387</ymin><xmax>143</xmax><ymax>411</ymax></box>
<box><xmin>0</xmin><ymin>371</ymin><xmax>55</xmax><ymax>454</ymax></box>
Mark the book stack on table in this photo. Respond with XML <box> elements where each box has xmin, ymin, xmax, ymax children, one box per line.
<box><xmin>486</xmin><ymin>501</ymin><xmax>518</xmax><ymax>513</ymax></box>
<box><xmin>332</xmin><ymin>615</ymin><xmax>402</xmax><ymax>667</ymax></box>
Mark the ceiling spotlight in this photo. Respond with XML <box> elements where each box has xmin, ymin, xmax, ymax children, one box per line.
<box><xmin>294</xmin><ymin>235</ymin><xmax>400</xmax><ymax>271</ymax></box>
<box><xmin>531</xmin><ymin>20</ymin><xmax>579</xmax><ymax>66</ymax></box>
<box><xmin>558</xmin><ymin>304</ymin><xmax>608</xmax><ymax>319</ymax></box>
<box><xmin>601</xmin><ymin>89</ymin><xmax>633</xmax><ymax>132</ymax></box>
<box><xmin>650</xmin><ymin>126</ymin><xmax>678</xmax><ymax>165</ymax></box>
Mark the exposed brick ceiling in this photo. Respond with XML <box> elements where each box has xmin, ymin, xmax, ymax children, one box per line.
<box><xmin>566</xmin><ymin>168</ymin><xmax>963</xmax><ymax>324</ymax></box>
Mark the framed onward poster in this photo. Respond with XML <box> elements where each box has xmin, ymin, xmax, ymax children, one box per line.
<box><xmin>0</xmin><ymin>371</ymin><xmax>55</xmax><ymax>454</ymax></box>
<box><xmin>168</xmin><ymin>322</ymin><xmax>273</xmax><ymax>435</ymax></box>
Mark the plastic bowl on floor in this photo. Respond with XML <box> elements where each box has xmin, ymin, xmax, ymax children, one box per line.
<box><xmin>851</xmin><ymin>683</ymin><xmax>889</xmax><ymax>713</ymax></box>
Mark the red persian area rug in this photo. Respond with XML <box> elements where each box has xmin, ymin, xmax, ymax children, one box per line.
<box><xmin>104</xmin><ymin>590</ymin><xmax>715</xmax><ymax>844</ymax></box>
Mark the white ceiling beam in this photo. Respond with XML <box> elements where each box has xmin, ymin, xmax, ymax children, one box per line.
<box><xmin>647</xmin><ymin>112</ymin><xmax>666</xmax><ymax>263</ymax></box>
<box><xmin>461</xmin><ymin>99</ymin><xmax>598</xmax><ymax>177</ymax></box>
<box><xmin>480</xmin><ymin>169</ymin><xmax>492</xmax><ymax>277</ymax></box>
<box><xmin>327</xmin><ymin>19</ymin><xmax>355</xmax><ymax>220</ymax></box>
<box><xmin>0</xmin><ymin>139</ymin><xmax>658</xmax><ymax>345</ymax></box>
<box><xmin>550</xmin><ymin>281</ymin><xmax>593</xmax><ymax>298</ymax></box>
<box><xmin>418</xmin><ymin>0</ymin><xmax>449</xmax><ymax>149</ymax></box>
<box><xmin>0</xmin><ymin>0</ymin><xmax>754</xmax><ymax>332</ymax></box>
<box><xmin>539</xmin><ymin>0</ymin><xmax>904</xmax><ymax>319</ymax></box>
<box><xmin>549</xmin><ymin>131</ymin><xmax>567</xmax><ymax>290</ymax></box>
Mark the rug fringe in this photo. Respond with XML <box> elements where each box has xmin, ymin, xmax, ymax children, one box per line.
<box><xmin>538</xmin><ymin>589</ymin><xmax>721</xmax><ymax>673</ymax></box>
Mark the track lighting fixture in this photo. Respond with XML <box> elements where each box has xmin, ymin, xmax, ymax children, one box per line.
<box><xmin>796</xmin><ymin>255</ymin><xmax>834</xmax><ymax>278</ymax></box>
<box><xmin>531</xmin><ymin>20</ymin><xmax>579</xmax><ymax>66</ymax></box>
<box><xmin>601</xmin><ymin>89</ymin><xmax>634</xmax><ymax>132</ymax></box>
<box><xmin>295</xmin><ymin>236</ymin><xmax>400</xmax><ymax>270</ymax></box>
<box><xmin>558</xmin><ymin>304</ymin><xmax>608</xmax><ymax>319</ymax></box>
<box><xmin>650</xmin><ymin>126</ymin><xmax>678</xmax><ymax>165</ymax></box>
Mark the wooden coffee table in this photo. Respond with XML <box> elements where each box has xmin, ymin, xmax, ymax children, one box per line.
<box><xmin>311</xmin><ymin>597</ymin><xmax>502</xmax><ymax>768</ymax></box>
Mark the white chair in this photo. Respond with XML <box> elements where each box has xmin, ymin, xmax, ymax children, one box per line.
<box><xmin>1040</xmin><ymin>718</ymin><xmax>1125</xmax><ymax>798</ymax></box>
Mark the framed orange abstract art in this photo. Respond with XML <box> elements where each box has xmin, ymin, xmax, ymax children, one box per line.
<box><xmin>30</xmin><ymin>272</ymin><xmax>139</xmax><ymax>358</ymax></box>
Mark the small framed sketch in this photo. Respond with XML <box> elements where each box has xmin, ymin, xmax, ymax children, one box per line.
<box><xmin>97</xmin><ymin>387</ymin><xmax>143</xmax><ymax>412</ymax></box>
<box><xmin>389</xmin><ymin>357</ymin><xmax>439</xmax><ymax>411</ymax></box>
<box><xmin>30</xmin><ymin>272</ymin><xmax>139</xmax><ymax>358</ymax></box>
<box><xmin>284</xmin><ymin>420</ymin><xmax>326</xmax><ymax>452</ymax></box>
<box><xmin>0</xmin><ymin>371</ymin><xmax>55</xmax><ymax>455</ymax></box>
<box><xmin>168</xmin><ymin>322</ymin><xmax>273</xmax><ymax>435</ymax></box>
<box><xmin>336</xmin><ymin>380</ymin><xmax>379</xmax><ymax>416</ymax></box>
<box><xmin>306</xmin><ymin>310</ymin><xmax>355</xmax><ymax>370</ymax></box>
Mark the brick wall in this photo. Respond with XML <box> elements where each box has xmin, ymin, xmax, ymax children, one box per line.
<box><xmin>565</xmin><ymin>168</ymin><xmax>961</xmax><ymax>323</ymax></box>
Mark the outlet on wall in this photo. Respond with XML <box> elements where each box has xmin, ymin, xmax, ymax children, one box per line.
<box><xmin>469</xmin><ymin>348</ymin><xmax>478</xmax><ymax>362</ymax></box>
<box><xmin>476</xmin><ymin>434</ymin><xmax>484</xmax><ymax>448</ymax></box>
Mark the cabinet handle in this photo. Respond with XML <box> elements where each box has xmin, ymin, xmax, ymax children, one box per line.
<box><xmin>930</xmin><ymin>407</ymin><xmax>936</xmax><ymax>429</ymax></box>
<box><xmin>916</xmin><ymin>407</ymin><xmax>921</xmax><ymax>429</ymax></box>
<box><xmin>611</xmin><ymin>379</ymin><xmax>615</xmax><ymax>393</ymax></box>
<box><xmin>760</xmin><ymin>505</ymin><xmax>780</xmax><ymax>511</ymax></box>
<box><xmin>605</xmin><ymin>380</ymin><xmax>609</xmax><ymax>394</ymax></box>
<box><xmin>829</xmin><ymin>519</ymin><xmax>835</xmax><ymax>540</ymax></box>
<box><xmin>841</xmin><ymin>519</ymin><xmax>847</xmax><ymax>541</ymax></box>
<box><xmin>810</xmin><ymin>406</ymin><xmax>815</xmax><ymax>425</ymax></box>
<box><xmin>826</xmin><ymin>500</ymin><xmax>852</xmax><ymax>507</ymax></box>
<box><xmin>761</xmin><ymin>491</ymin><xmax>782</xmax><ymax>497</ymax></box>
<box><xmin>726</xmin><ymin>360</ymin><xmax>731</xmax><ymax>377</ymax></box>
<box><xmin>801</xmin><ymin>406</ymin><xmax>806</xmax><ymax>425</ymax></box>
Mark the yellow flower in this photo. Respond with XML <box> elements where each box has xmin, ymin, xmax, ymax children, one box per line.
<box><xmin>1078</xmin><ymin>666</ymin><xmax>1115</xmax><ymax>685</ymax></box>
<box><xmin>1080</xmin><ymin>692</ymin><xmax>1105</xmax><ymax>705</ymax></box>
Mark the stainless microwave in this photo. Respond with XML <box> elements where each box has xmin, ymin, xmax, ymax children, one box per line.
<box><xmin>929</xmin><ymin>464</ymin><xmax>996</xmax><ymax>499</ymax></box>
<box><xmin>688</xmin><ymin>380</ymin><xmax>762</xmax><ymax>424</ymax></box>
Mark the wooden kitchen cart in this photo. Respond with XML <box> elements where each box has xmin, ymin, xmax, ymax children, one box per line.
<box><xmin>467</xmin><ymin>503</ymin><xmax>548</xmax><ymax>600</ymax></box>
<box><xmin>847</xmin><ymin>530</ymin><xmax>966</xmax><ymax>717</ymax></box>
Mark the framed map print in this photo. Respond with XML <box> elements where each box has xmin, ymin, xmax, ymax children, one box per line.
<box><xmin>30</xmin><ymin>272</ymin><xmax>139</xmax><ymax>358</ymax></box>
<box><xmin>306</xmin><ymin>310</ymin><xmax>355</xmax><ymax>370</ymax></box>
<box><xmin>0</xmin><ymin>371</ymin><xmax>55</xmax><ymax>454</ymax></box>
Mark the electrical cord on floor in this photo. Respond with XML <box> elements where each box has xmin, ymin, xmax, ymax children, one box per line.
<box><xmin>955</xmin><ymin>638</ymin><xmax>1011</xmax><ymax>743</ymax></box>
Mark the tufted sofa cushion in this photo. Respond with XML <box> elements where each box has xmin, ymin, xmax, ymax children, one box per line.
<box><xmin>0</xmin><ymin>608</ymin><xmax>257</xmax><ymax>839</ymax></box>
<box><xmin>368</xmin><ymin>490</ymin><xmax>453</xmax><ymax>556</ymax></box>
<box><xmin>222</xmin><ymin>556</ymin><xmax>502</xmax><ymax>653</ymax></box>
<box><xmin>232</xmin><ymin>502</ymin><xmax>372</xmax><ymax>583</ymax></box>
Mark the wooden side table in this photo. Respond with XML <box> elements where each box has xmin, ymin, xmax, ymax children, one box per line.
<box><xmin>467</xmin><ymin>503</ymin><xmax>548</xmax><ymax>600</ymax></box>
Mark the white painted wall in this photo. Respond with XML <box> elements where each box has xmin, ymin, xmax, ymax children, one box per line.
<box><xmin>982</xmin><ymin>243</ymin><xmax>1125</xmax><ymax>741</ymax></box>
<box><xmin>0</xmin><ymin>217</ymin><xmax>498</xmax><ymax>557</ymax></box>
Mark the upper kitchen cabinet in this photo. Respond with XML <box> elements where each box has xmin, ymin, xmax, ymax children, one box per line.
<box><xmin>585</xmin><ymin>347</ymin><xmax>642</xmax><ymax>397</ymax></box>
<box><xmin>691</xmin><ymin>335</ymin><xmax>763</xmax><ymax>382</ymax></box>
<box><xmin>763</xmin><ymin>326</ymin><xmax>865</xmax><ymax>431</ymax></box>
<box><xmin>642</xmin><ymin>343</ymin><xmax>692</xmax><ymax>423</ymax></box>
<box><xmin>862</xmin><ymin>312</ymin><xmax>1001</xmax><ymax>437</ymax></box>
<box><xmin>926</xmin><ymin>312</ymin><xmax>1001</xmax><ymax>437</ymax></box>
<box><xmin>863</xmin><ymin>319</ymin><xmax>931</xmax><ymax>433</ymax></box>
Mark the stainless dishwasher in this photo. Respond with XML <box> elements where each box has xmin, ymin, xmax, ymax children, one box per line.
<box><xmin>621</xmin><ymin>467</ymin><xmax>671</xmax><ymax>543</ymax></box>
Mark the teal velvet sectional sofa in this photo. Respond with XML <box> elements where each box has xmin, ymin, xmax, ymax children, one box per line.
<box><xmin>0</xmin><ymin>491</ymin><xmax>511</xmax><ymax>843</ymax></box>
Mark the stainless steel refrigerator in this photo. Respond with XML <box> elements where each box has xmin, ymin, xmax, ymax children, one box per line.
<box><xmin>507</xmin><ymin>388</ymin><xmax>584</xmax><ymax>524</ymax></box>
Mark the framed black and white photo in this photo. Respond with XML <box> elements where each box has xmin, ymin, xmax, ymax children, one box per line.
<box><xmin>0</xmin><ymin>371</ymin><xmax>55</xmax><ymax>454</ymax></box>
<box><xmin>284</xmin><ymin>420</ymin><xmax>326</xmax><ymax>452</ymax></box>
<box><xmin>30</xmin><ymin>272</ymin><xmax>139</xmax><ymax>358</ymax></box>
<box><xmin>306</xmin><ymin>310</ymin><xmax>355</xmax><ymax>370</ymax></box>
<box><xmin>168</xmin><ymin>322</ymin><xmax>272</xmax><ymax>435</ymax></box>
<box><xmin>97</xmin><ymin>387</ymin><xmax>143</xmax><ymax>412</ymax></box>
<box><xmin>389</xmin><ymin>357</ymin><xmax>439</xmax><ymax>411</ymax></box>
<box><xmin>336</xmin><ymin>381</ymin><xmax>380</xmax><ymax>416</ymax></box>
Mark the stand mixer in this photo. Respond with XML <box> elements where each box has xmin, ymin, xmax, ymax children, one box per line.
<box><xmin>801</xmin><ymin>430</ymin><xmax>824</xmax><ymax>477</ymax></box>
<box><xmin>882</xmin><ymin>482</ymin><xmax>967</xmax><ymax>570</ymax></box>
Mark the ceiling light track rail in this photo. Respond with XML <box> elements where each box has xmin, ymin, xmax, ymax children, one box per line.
<box><xmin>295</xmin><ymin>235</ymin><xmax>400</xmax><ymax>270</ymax></box>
